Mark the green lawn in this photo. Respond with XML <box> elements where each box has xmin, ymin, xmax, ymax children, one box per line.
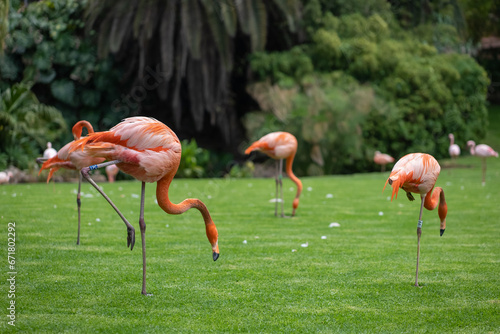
<box><xmin>1</xmin><ymin>153</ymin><xmax>499</xmax><ymax>333</ymax></box>
<box><xmin>1</xmin><ymin>105</ymin><xmax>500</xmax><ymax>333</ymax></box>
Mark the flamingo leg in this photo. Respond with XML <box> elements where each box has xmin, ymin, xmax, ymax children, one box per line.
<box><xmin>415</xmin><ymin>195</ymin><xmax>425</xmax><ymax>287</ymax></box>
<box><xmin>81</xmin><ymin>160</ymin><xmax>136</xmax><ymax>250</ymax></box>
<box><xmin>76</xmin><ymin>173</ymin><xmax>82</xmax><ymax>245</ymax></box>
<box><xmin>138</xmin><ymin>182</ymin><xmax>151</xmax><ymax>296</ymax></box>
<box><xmin>482</xmin><ymin>158</ymin><xmax>486</xmax><ymax>186</ymax></box>
<box><xmin>279</xmin><ymin>159</ymin><xmax>284</xmax><ymax>218</ymax></box>
<box><xmin>274</xmin><ymin>160</ymin><xmax>279</xmax><ymax>217</ymax></box>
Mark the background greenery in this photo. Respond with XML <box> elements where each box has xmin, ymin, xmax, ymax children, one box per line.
<box><xmin>1</xmin><ymin>0</ymin><xmax>498</xmax><ymax>175</ymax></box>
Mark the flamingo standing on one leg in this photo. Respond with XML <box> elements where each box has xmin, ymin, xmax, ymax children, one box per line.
<box><xmin>448</xmin><ymin>134</ymin><xmax>460</xmax><ymax>160</ymax></box>
<box><xmin>374</xmin><ymin>151</ymin><xmax>395</xmax><ymax>172</ymax></box>
<box><xmin>245</xmin><ymin>132</ymin><xmax>303</xmax><ymax>217</ymax></box>
<box><xmin>38</xmin><ymin>120</ymin><xmax>102</xmax><ymax>245</ymax></box>
<box><xmin>105</xmin><ymin>164</ymin><xmax>120</xmax><ymax>183</ymax></box>
<box><xmin>47</xmin><ymin>116</ymin><xmax>219</xmax><ymax>295</ymax></box>
<box><xmin>383</xmin><ymin>153</ymin><xmax>448</xmax><ymax>287</ymax></box>
<box><xmin>467</xmin><ymin>140</ymin><xmax>498</xmax><ymax>186</ymax></box>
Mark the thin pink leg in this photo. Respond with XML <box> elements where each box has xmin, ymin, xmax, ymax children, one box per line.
<box><xmin>81</xmin><ymin>161</ymin><xmax>136</xmax><ymax>250</ymax></box>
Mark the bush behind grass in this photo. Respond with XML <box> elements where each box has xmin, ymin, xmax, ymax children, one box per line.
<box><xmin>1</xmin><ymin>154</ymin><xmax>499</xmax><ymax>333</ymax></box>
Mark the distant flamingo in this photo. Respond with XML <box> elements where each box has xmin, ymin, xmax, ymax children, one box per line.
<box><xmin>50</xmin><ymin>116</ymin><xmax>219</xmax><ymax>295</ymax></box>
<box><xmin>448</xmin><ymin>134</ymin><xmax>460</xmax><ymax>160</ymax></box>
<box><xmin>105</xmin><ymin>164</ymin><xmax>119</xmax><ymax>183</ymax></box>
<box><xmin>0</xmin><ymin>171</ymin><xmax>13</xmax><ymax>184</ymax></box>
<box><xmin>43</xmin><ymin>142</ymin><xmax>58</xmax><ymax>159</ymax></box>
<box><xmin>383</xmin><ymin>153</ymin><xmax>447</xmax><ymax>287</ymax></box>
<box><xmin>245</xmin><ymin>132</ymin><xmax>303</xmax><ymax>217</ymax></box>
<box><xmin>38</xmin><ymin>120</ymin><xmax>102</xmax><ymax>245</ymax></box>
<box><xmin>373</xmin><ymin>151</ymin><xmax>395</xmax><ymax>172</ymax></box>
<box><xmin>467</xmin><ymin>140</ymin><xmax>498</xmax><ymax>185</ymax></box>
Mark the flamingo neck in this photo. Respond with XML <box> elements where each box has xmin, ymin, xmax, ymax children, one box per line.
<box><xmin>285</xmin><ymin>153</ymin><xmax>302</xmax><ymax>209</ymax></box>
<box><xmin>72</xmin><ymin>121</ymin><xmax>94</xmax><ymax>140</ymax></box>
<box><xmin>156</xmin><ymin>175</ymin><xmax>218</xmax><ymax>246</ymax></box>
<box><xmin>424</xmin><ymin>187</ymin><xmax>447</xmax><ymax>231</ymax></box>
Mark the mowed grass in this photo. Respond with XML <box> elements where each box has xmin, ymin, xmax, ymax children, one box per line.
<box><xmin>1</xmin><ymin>154</ymin><xmax>499</xmax><ymax>333</ymax></box>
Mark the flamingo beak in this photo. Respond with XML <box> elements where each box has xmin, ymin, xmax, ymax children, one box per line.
<box><xmin>440</xmin><ymin>229</ymin><xmax>445</xmax><ymax>236</ymax></box>
<box><xmin>212</xmin><ymin>244</ymin><xmax>219</xmax><ymax>261</ymax></box>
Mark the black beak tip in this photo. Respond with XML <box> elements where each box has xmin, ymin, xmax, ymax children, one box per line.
<box><xmin>213</xmin><ymin>252</ymin><xmax>219</xmax><ymax>261</ymax></box>
<box><xmin>440</xmin><ymin>229</ymin><xmax>445</xmax><ymax>237</ymax></box>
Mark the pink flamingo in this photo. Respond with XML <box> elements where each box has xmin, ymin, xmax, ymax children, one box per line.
<box><xmin>467</xmin><ymin>140</ymin><xmax>498</xmax><ymax>185</ymax></box>
<box><xmin>47</xmin><ymin>117</ymin><xmax>219</xmax><ymax>295</ymax></box>
<box><xmin>38</xmin><ymin>120</ymin><xmax>102</xmax><ymax>245</ymax></box>
<box><xmin>43</xmin><ymin>142</ymin><xmax>58</xmax><ymax>159</ymax></box>
<box><xmin>245</xmin><ymin>132</ymin><xmax>303</xmax><ymax>217</ymax></box>
<box><xmin>0</xmin><ymin>171</ymin><xmax>13</xmax><ymax>184</ymax></box>
<box><xmin>448</xmin><ymin>134</ymin><xmax>460</xmax><ymax>160</ymax></box>
<box><xmin>384</xmin><ymin>153</ymin><xmax>448</xmax><ymax>287</ymax></box>
<box><xmin>373</xmin><ymin>151</ymin><xmax>395</xmax><ymax>172</ymax></box>
<box><xmin>105</xmin><ymin>164</ymin><xmax>119</xmax><ymax>183</ymax></box>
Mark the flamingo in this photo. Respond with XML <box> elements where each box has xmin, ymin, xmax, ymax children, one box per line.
<box><xmin>467</xmin><ymin>140</ymin><xmax>498</xmax><ymax>185</ymax></box>
<box><xmin>38</xmin><ymin>120</ymin><xmax>102</xmax><ymax>245</ymax></box>
<box><xmin>373</xmin><ymin>151</ymin><xmax>395</xmax><ymax>172</ymax></box>
<box><xmin>448</xmin><ymin>134</ymin><xmax>460</xmax><ymax>160</ymax></box>
<box><xmin>51</xmin><ymin>116</ymin><xmax>219</xmax><ymax>295</ymax></box>
<box><xmin>245</xmin><ymin>132</ymin><xmax>303</xmax><ymax>217</ymax></box>
<box><xmin>383</xmin><ymin>153</ymin><xmax>448</xmax><ymax>287</ymax></box>
<box><xmin>43</xmin><ymin>142</ymin><xmax>58</xmax><ymax>159</ymax></box>
<box><xmin>0</xmin><ymin>171</ymin><xmax>13</xmax><ymax>184</ymax></box>
<box><xmin>105</xmin><ymin>164</ymin><xmax>119</xmax><ymax>183</ymax></box>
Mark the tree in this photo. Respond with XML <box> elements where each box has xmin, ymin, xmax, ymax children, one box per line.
<box><xmin>0</xmin><ymin>82</ymin><xmax>67</xmax><ymax>169</ymax></box>
<box><xmin>84</xmin><ymin>0</ymin><xmax>301</xmax><ymax>146</ymax></box>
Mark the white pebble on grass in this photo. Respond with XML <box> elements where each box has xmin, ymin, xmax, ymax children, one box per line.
<box><xmin>326</xmin><ymin>194</ymin><xmax>333</xmax><ymax>198</ymax></box>
<box><xmin>321</xmin><ymin>236</ymin><xmax>327</xmax><ymax>239</ymax></box>
<box><xmin>243</xmin><ymin>240</ymin><xmax>247</xmax><ymax>244</ymax></box>
<box><xmin>301</xmin><ymin>242</ymin><xmax>308</xmax><ymax>248</ymax></box>
<box><xmin>329</xmin><ymin>222</ymin><xmax>340</xmax><ymax>227</ymax></box>
<box><xmin>96</xmin><ymin>218</ymin><xmax>101</xmax><ymax>222</ymax></box>
<box><xmin>378</xmin><ymin>211</ymin><xmax>384</xmax><ymax>216</ymax></box>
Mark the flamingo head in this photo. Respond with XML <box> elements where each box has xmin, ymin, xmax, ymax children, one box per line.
<box><xmin>467</xmin><ymin>140</ymin><xmax>475</xmax><ymax>148</ymax></box>
<box><xmin>448</xmin><ymin>133</ymin><xmax>454</xmax><ymax>140</ymax></box>
<box><xmin>206</xmin><ymin>223</ymin><xmax>219</xmax><ymax>261</ymax></box>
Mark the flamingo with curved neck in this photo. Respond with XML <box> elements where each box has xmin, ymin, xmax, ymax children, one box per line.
<box><xmin>245</xmin><ymin>132</ymin><xmax>303</xmax><ymax>217</ymax></box>
<box><xmin>51</xmin><ymin>117</ymin><xmax>220</xmax><ymax>295</ymax></box>
<box><xmin>38</xmin><ymin>120</ymin><xmax>100</xmax><ymax>245</ymax></box>
<box><xmin>467</xmin><ymin>140</ymin><xmax>498</xmax><ymax>185</ymax></box>
<box><xmin>384</xmin><ymin>153</ymin><xmax>447</xmax><ymax>287</ymax></box>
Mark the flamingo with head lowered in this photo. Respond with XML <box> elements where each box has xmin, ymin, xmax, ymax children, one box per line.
<box><xmin>38</xmin><ymin>120</ymin><xmax>100</xmax><ymax>245</ymax></box>
<box><xmin>245</xmin><ymin>132</ymin><xmax>303</xmax><ymax>217</ymax></box>
<box><xmin>467</xmin><ymin>140</ymin><xmax>498</xmax><ymax>185</ymax></box>
<box><xmin>384</xmin><ymin>153</ymin><xmax>448</xmax><ymax>287</ymax></box>
<box><xmin>42</xmin><ymin>117</ymin><xmax>220</xmax><ymax>295</ymax></box>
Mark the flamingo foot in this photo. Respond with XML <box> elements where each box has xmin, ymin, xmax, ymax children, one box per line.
<box><xmin>128</xmin><ymin>227</ymin><xmax>135</xmax><ymax>250</ymax></box>
<box><xmin>406</xmin><ymin>192</ymin><xmax>415</xmax><ymax>201</ymax></box>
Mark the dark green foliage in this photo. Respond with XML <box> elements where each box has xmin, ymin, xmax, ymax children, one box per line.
<box><xmin>177</xmin><ymin>139</ymin><xmax>210</xmax><ymax>178</ymax></box>
<box><xmin>247</xmin><ymin>11</ymin><xmax>489</xmax><ymax>175</ymax></box>
<box><xmin>0</xmin><ymin>82</ymin><xmax>67</xmax><ymax>169</ymax></box>
<box><xmin>0</xmin><ymin>0</ymin><xmax>122</xmax><ymax>143</ymax></box>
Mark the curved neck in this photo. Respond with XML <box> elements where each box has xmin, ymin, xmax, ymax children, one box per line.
<box><xmin>285</xmin><ymin>154</ymin><xmax>302</xmax><ymax>202</ymax></box>
<box><xmin>72</xmin><ymin>121</ymin><xmax>94</xmax><ymax>140</ymax></box>
<box><xmin>449</xmin><ymin>136</ymin><xmax>454</xmax><ymax>145</ymax></box>
<box><xmin>424</xmin><ymin>187</ymin><xmax>447</xmax><ymax>230</ymax></box>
